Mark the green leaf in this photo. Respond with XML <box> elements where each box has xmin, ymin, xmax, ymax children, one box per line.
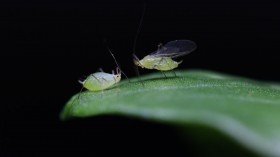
<box><xmin>60</xmin><ymin>70</ymin><xmax>280</xmax><ymax>157</ymax></box>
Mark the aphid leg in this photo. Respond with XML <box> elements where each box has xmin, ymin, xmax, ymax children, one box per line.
<box><xmin>160</xmin><ymin>70</ymin><xmax>167</xmax><ymax>79</ymax></box>
<box><xmin>91</xmin><ymin>74</ymin><xmax>106</xmax><ymax>97</ymax></box>
<box><xmin>154</xmin><ymin>58</ymin><xmax>167</xmax><ymax>79</ymax></box>
<box><xmin>69</xmin><ymin>89</ymin><xmax>84</xmax><ymax>115</ymax></box>
<box><xmin>100</xmin><ymin>89</ymin><xmax>104</xmax><ymax>98</ymax></box>
<box><xmin>153</xmin><ymin>65</ymin><xmax>167</xmax><ymax>78</ymax></box>
<box><xmin>171</xmin><ymin>70</ymin><xmax>177</xmax><ymax>77</ymax></box>
<box><xmin>68</xmin><ymin>86</ymin><xmax>83</xmax><ymax>116</ymax></box>
<box><xmin>92</xmin><ymin>74</ymin><xmax>108</xmax><ymax>91</ymax></box>
<box><xmin>164</xmin><ymin>58</ymin><xmax>177</xmax><ymax>77</ymax></box>
<box><xmin>77</xmin><ymin>78</ymin><xmax>87</xmax><ymax>99</ymax></box>
<box><xmin>134</xmin><ymin>63</ymin><xmax>140</xmax><ymax>77</ymax></box>
<box><xmin>67</xmin><ymin>81</ymin><xmax>85</xmax><ymax>117</ymax></box>
<box><xmin>97</xmin><ymin>77</ymin><xmax>108</xmax><ymax>98</ymax></box>
<box><xmin>157</xmin><ymin>57</ymin><xmax>164</xmax><ymax>67</ymax></box>
<box><xmin>134</xmin><ymin>62</ymin><xmax>144</xmax><ymax>86</ymax></box>
<box><xmin>77</xmin><ymin>85</ymin><xmax>85</xmax><ymax>99</ymax></box>
<box><xmin>101</xmin><ymin>77</ymin><xmax>110</xmax><ymax>89</ymax></box>
<box><xmin>102</xmin><ymin>77</ymin><xmax>110</xmax><ymax>83</ymax></box>
<box><xmin>91</xmin><ymin>74</ymin><xmax>102</xmax><ymax>84</ymax></box>
<box><xmin>133</xmin><ymin>54</ymin><xmax>144</xmax><ymax>86</ymax></box>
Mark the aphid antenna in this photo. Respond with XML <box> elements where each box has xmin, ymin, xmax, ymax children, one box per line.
<box><xmin>132</xmin><ymin>3</ymin><xmax>146</xmax><ymax>86</ymax></box>
<box><xmin>106</xmin><ymin>47</ymin><xmax>130</xmax><ymax>81</ymax></box>
<box><xmin>133</xmin><ymin>2</ymin><xmax>146</xmax><ymax>56</ymax></box>
<box><xmin>102</xmin><ymin>37</ymin><xmax>130</xmax><ymax>81</ymax></box>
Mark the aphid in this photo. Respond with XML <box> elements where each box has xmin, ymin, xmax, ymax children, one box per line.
<box><xmin>133</xmin><ymin>40</ymin><xmax>197</xmax><ymax>71</ymax></box>
<box><xmin>78</xmin><ymin>67</ymin><xmax>121</xmax><ymax>92</ymax></box>
<box><xmin>78</xmin><ymin>48</ymin><xmax>127</xmax><ymax>96</ymax></box>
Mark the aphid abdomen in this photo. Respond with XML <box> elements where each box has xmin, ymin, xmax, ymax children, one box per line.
<box><xmin>160</xmin><ymin>62</ymin><xmax>179</xmax><ymax>70</ymax></box>
<box><xmin>140</xmin><ymin>55</ymin><xmax>179</xmax><ymax>71</ymax></box>
<box><xmin>154</xmin><ymin>57</ymin><xmax>180</xmax><ymax>71</ymax></box>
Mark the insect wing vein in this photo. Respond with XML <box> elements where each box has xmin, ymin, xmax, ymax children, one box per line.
<box><xmin>150</xmin><ymin>40</ymin><xmax>197</xmax><ymax>58</ymax></box>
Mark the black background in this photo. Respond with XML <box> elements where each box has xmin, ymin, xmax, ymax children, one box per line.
<box><xmin>1</xmin><ymin>0</ymin><xmax>280</xmax><ymax>156</ymax></box>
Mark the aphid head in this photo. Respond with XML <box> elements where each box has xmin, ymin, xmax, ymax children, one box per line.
<box><xmin>112</xmin><ymin>67</ymin><xmax>121</xmax><ymax>82</ymax></box>
<box><xmin>133</xmin><ymin>54</ymin><xmax>142</xmax><ymax>67</ymax></box>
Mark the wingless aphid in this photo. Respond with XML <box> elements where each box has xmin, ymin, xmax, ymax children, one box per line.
<box><xmin>77</xmin><ymin>48</ymin><xmax>128</xmax><ymax>97</ymax></box>
<box><xmin>133</xmin><ymin>40</ymin><xmax>197</xmax><ymax>71</ymax></box>
<box><xmin>78</xmin><ymin>67</ymin><xmax>121</xmax><ymax>92</ymax></box>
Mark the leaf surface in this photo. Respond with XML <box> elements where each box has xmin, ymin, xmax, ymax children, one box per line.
<box><xmin>61</xmin><ymin>70</ymin><xmax>280</xmax><ymax>157</ymax></box>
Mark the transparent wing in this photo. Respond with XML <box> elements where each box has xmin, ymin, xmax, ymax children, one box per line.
<box><xmin>150</xmin><ymin>40</ymin><xmax>197</xmax><ymax>58</ymax></box>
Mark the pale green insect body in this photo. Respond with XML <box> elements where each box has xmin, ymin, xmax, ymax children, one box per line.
<box><xmin>133</xmin><ymin>40</ymin><xmax>196</xmax><ymax>71</ymax></box>
<box><xmin>136</xmin><ymin>55</ymin><xmax>182</xmax><ymax>71</ymax></box>
<box><xmin>79</xmin><ymin>69</ymin><xmax>121</xmax><ymax>92</ymax></box>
